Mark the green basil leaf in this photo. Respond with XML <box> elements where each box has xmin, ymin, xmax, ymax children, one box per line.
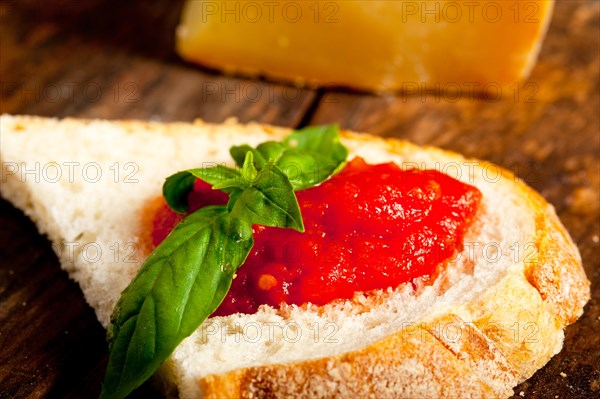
<box><xmin>228</xmin><ymin>125</ymin><xmax>347</xmax><ymax>191</ymax></box>
<box><xmin>256</xmin><ymin>141</ymin><xmax>287</xmax><ymax>162</ymax></box>
<box><xmin>164</xmin><ymin>166</ymin><xmax>243</xmax><ymax>213</ymax></box>
<box><xmin>214</xmin><ymin>152</ymin><xmax>257</xmax><ymax>192</ymax></box>
<box><xmin>197</xmin><ymin>166</ymin><xmax>243</xmax><ymax>188</ymax></box>
<box><xmin>227</xmin><ymin>189</ymin><xmax>243</xmax><ymax>212</ymax></box>
<box><xmin>285</xmin><ymin>124</ymin><xmax>347</xmax><ymax>162</ymax></box>
<box><xmin>276</xmin><ymin>149</ymin><xmax>341</xmax><ymax>191</ymax></box>
<box><xmin>230</xmin><ymin>144</ymin><xmax>267</xmax><ymax>169</ymax></box>
<box><xmin>277</xmin><ymin>125</ymin><xmax>347</xmax><ymax>190</ymax></box>
<box><xmin>230</xmin><ymin>141</ymin><xmax>288</xmax><ymax>170</ymax></box>
<box><xmin>231</xmin><ymin>162</ymin><xmax>304</xmax><ymax>232</ymax></box>
<box><xmin>241</xmin><ymin>151</ymin><xmax>258</xmax><ymax>182</ymax></box>
<box><xmin>162</xmin><ymin>171</ymin><xmax>197</xmax><ymax>214</ymax></box>
<box><xmin>211</xmin><ymin>178</ymin><xmax>248</xmax><ymax>192</ymax></box>
<box><xmin>101</xmin><ymin>206</ymin><xmax>253</xmax><ymax>399</ymax></box>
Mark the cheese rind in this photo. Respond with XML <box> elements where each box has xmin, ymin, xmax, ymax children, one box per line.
<box><xmin>176</xmin><ymin>0</ymin><xmax>554</xmax><ymax>92</ymax></box>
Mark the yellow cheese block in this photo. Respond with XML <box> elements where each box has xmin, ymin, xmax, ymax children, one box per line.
<box><xmin>176</xmin><ymin>0</ymin><xmax>554</xmax><ymax>92</ymax></box>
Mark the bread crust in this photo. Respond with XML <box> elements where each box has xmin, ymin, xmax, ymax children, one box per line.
<box><xmin>197</xmin><ymin>131</ymin><xmax>590</xmax><ymax>399</ymax></box>
<box><xmin>0</xmin><ymin>115</ymin><xmax>590</xmax><ymax>399</ymax></box>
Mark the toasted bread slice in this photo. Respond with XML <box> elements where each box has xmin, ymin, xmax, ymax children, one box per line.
<box><xmin>0</xmin><ymin>114</ymin><xmax>590</xmax><ymax>398</ymax></box>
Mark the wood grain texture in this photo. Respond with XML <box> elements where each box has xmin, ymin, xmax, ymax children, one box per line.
<box><xmin>0</xmin><ymin>0</ymin><xmax>598</xmax><ymax>398</ymax></box>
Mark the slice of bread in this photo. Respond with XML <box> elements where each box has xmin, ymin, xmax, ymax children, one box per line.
<box><xmin>0</xmin><ymin>114</ymin><xmax>590</xmax><ymax>398</ymax></box>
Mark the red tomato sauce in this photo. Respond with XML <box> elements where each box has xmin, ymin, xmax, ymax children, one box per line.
<box><xmin>151</xmin><ymin>157</ymin><xmax>482</xmax><ymax>316</ymax></box>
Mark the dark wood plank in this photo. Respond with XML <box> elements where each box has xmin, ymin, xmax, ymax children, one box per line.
<box><xmin>0</xmin><ymin>199</ymin><xmax>109</xmax><ymax>399</ymax></box>
<box><xmin>0</xmin><ymin>1</ymin><xmax>317</xmax><ymax>398</ymax></box>
<box><xmin>308</xmin><ymin>1</ymin><xmax>600</xmax><ymax>398</ymax></box>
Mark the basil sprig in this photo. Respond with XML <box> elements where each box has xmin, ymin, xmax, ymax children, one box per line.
<box><xmin>100</xmin><ymin>125</ymin><xmax>348</xmax><ymax>399</ymax></box>
<box><xmin>230</xmin><ymin>124</ymin><xmax>348</xmax><ymax>190</ymax></box>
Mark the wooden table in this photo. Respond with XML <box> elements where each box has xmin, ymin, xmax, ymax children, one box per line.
<box><xmin>1</xmin><ymin>0</ymin><xmax>598</xmax><ymax>397</ymax></box>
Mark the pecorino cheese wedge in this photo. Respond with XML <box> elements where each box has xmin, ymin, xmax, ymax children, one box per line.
<box><xmin>0</xmin><ymin>114</ymin><xmax>589</xmax><ymax>398</ymax></box>
<box><xmin>176</xmin><ymin>0</ymin><xmax>555</xmax><ymax>92</ymax></box>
